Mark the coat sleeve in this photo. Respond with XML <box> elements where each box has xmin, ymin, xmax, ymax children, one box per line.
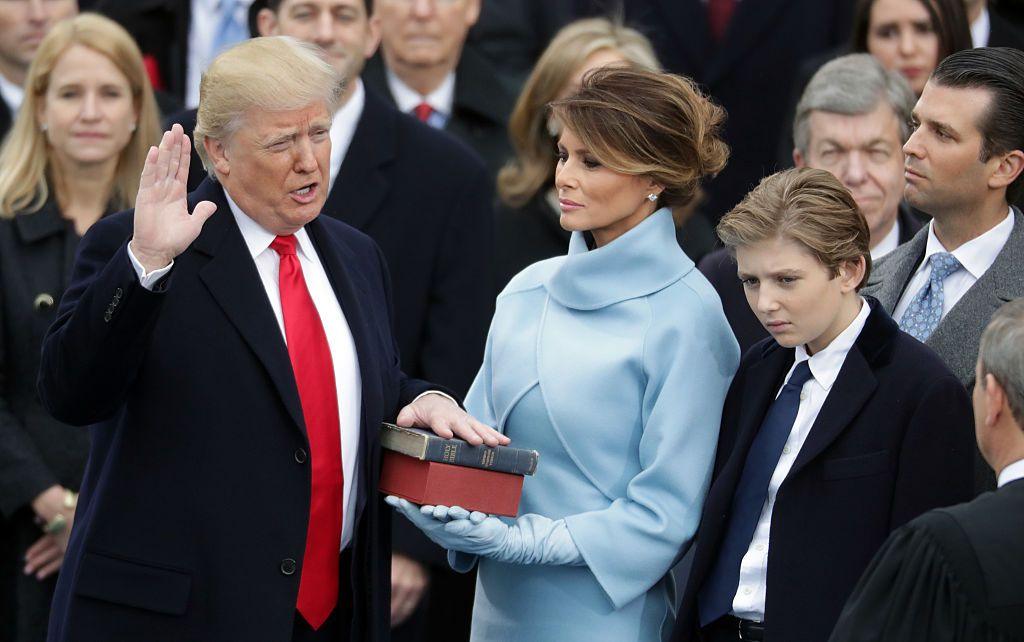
<box><xmin>888</xmin><ymin>373</ymin><xmax>974</xmax><ymax>530</ymax></box>
<box><xmin>37</xmin><ymin>214</ymin><xmax>169</xmax><ymax>426</ymax></box>
<box><xmin>564</xmin><ymin>291</ymin><xmax>740</xmax><ymax>608</ymax></box>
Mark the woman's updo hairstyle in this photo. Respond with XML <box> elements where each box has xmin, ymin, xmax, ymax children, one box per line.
<box><xmin>549</xmin><ymin>67</ymin><xmax>729</xmax><ymax>209</ymax></box>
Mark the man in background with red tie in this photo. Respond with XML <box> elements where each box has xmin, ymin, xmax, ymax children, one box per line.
<box><xmin>37</xmin><ymin>36</ymin><xmax>504</xmax><ymax>642</ymax></box>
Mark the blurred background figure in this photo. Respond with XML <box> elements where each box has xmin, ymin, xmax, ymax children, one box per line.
<box><xmin>964</xmin><ymin>0</ymin><xmax>1024</xmax><ymax>47</ymax></box>
<box><xmin>706</xmin><ymin>54</ymin><xmax>924</xmax><ymax>353</ymax></box>
<box><xmin>830</xmin><ymin>299</ymin><xmax>1024</xmax><ymax>642</ymax></box>
<box><xmin>365</xmin><ymin>0</ymin><xmax>515</xmax><ymax>178</ymax></box>
<box><xmin>95</xmin><ymin>0</ymin><xmax>253</xmax><ymax>109</ymax></box>
<box><xmin>0</xmin><ymin>12</ymin><xmax>160</xmax><ymax>641</ymax></box>
<box><xmin>0</xmin><ymin>0</ymin><xmax>77</xmax><ymax>140</ymax></box>
<box><xmin>494</xmin><ymin>17</ymin><xmax>661</xmax><ymax>293</ymax></box>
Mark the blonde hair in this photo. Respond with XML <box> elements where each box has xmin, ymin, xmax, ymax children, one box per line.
<box><xmin>717</xmin><ymin>167</ymin><xmax>873</xmax><ymax>289</ymax></box>
<box><xmin>0</xmin><ymin>13</ymin><xmax>162</xmax><ymax>218</ymax></box>
<box><xmin>497</xmin><ymin>18</ymin><xmax>660</xmax><ymax>207</ymax></box>
<box><xmin>194</xmin><ymin>36</ymin><xmax>344</xmax><ymax>175</ymax></box>
<box><xmin>549</xmin><ymin>67</ymin><xmax>728</xmax><ymax>210</ymax></box>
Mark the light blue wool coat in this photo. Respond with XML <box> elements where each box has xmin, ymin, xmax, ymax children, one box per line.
<box><xmin>452</xmin><ymin>209</ymin><xmax>740</xmax><ymax>641</ymax></box>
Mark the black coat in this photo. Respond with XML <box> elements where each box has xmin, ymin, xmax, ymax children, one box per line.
<box><xmin>988</xmin><ymin>10</ymin><xmax>1024</xmax><ymax>49</ymax></box>
<box><xmin>494</xmin><ymin>192</ymin><xmax>570</xmax><ymax>296</ymax></box>
<box><xmin>362</xmin><ymin>46</ymin><xmax>515</xmax><ymax>180</ymax></box>
<box><xmin>0</xmin><ymin>203</ymin><xmax>91</xmax><ymax>642</ymax></box>
<box><xmin>625</xmin><ymin>0</ymin><xmax>856</xmax><ymax>223</ymax></box>
<box><xmin>38</xmin><ymin>180</ymin><xmax>437</xmax><ymax>642</ymax></box>
<box><xmin>830</xmin><ymin>478</ymin><xmax>1024</xmax><ymax>641</ymax></box>
<box><xmin>673</xmin><ymin>299</ymin><xmax>975</xmax><ymax>642</ymax></box>
<box><xmin>698</xmin><ymin>204</ymin><xmax>926</xmax><ymax>354</ymax></box>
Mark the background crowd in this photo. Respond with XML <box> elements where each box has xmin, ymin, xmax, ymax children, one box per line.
<box><xmin>1</xmin><ymin>0</ymin><xmax>1023</xmax><ymax>641</ymax></box>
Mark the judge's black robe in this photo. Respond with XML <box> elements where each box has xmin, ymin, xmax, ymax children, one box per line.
<box><xmin>829</xmin><ymin>478</ymin><xmax>1024</xmax><ymax>642</ymax></box>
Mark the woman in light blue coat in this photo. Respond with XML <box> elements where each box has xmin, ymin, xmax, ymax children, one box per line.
<box><xmin>390</xmin><ymin>68</ymin><xmax>740</xmax><ymax>641</ymax></box>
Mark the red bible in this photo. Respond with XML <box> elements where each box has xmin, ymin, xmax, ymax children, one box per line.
<box><xmin>379</xmin><ymin>450</ymin><xmax>525</xmax><ymax>517</ymax></box>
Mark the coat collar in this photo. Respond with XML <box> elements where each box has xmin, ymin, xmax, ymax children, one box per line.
<box><xmin>13</xmin><ymin>199</ymin><xmax>68</xmax><ymax>244</ymax></box>
<box><xmin>544</xmin><ymin>209</ymin><xmax>692</xmax><ymax>310</ymax></box>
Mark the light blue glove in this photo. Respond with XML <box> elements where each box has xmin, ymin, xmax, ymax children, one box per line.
<box><xmin>385</xmin><ymin>496</ymin><xmax>583</xmax><ymax>566</ymax></box>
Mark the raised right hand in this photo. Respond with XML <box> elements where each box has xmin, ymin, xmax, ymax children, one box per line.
<box><xmin>129</xmin><ymin>124</ymin><xmax>217</xmax><ymax>272</ymax></box>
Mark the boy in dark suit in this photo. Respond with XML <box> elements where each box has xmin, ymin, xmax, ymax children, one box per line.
<box><xmin>673</xmin><ymin>167</ymin><xmax>974</xmax><ymax>642</ymax></box>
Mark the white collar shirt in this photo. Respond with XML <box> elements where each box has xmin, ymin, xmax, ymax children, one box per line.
<box><xmin>971</xmin><ymin>6</ymin><xmax>991</xmax><ymax>48</ymax></box>
<box><xmin>731</xmin><ymin>297</ymin><xmax>872</xmax><ymax>621</ymax></box>
<box><xmin>894</xmin><ymin>208</ymin><xmax>1014</xmax><ymax>324</ymax></box>
<box><xmin>329</xmin><ymin>79</ymin><xmax>365</xmax><ymax>188</ymax></box>
<box><xmin>998</xmin><ymin>458</ymin><xmax>1024</xmax><ymax>488</ymax></box>
<box><xmin>0</xmin><ymin>72</ymin><xmax>23</xmax><ymax>114</ymax></box>
<box><xmin>870</xmin><ymin>218</ymin><xmax>901</xmax><ymax>261</ymax></box>
<box><xmin>385</xmin><ymin>66</ymin><xmax>454</xmax><ymax>128</ymax></box>
<box><xmin>186</xmin><ymin>0</ymin><xmax>254</xmax><ymax>109</ymax></box>
<box><xmin>226</xmin><ymin>191</ymin><xmax>363</xmax><ymax>550</ymax></box>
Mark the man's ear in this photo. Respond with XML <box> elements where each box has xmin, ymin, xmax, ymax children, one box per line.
<box><xmin>256</xmin><ymin>7</ymin><xmax>280</xmax><ymax>37</ymax></box>
<box><xmin>985</xmin><ymin>373</ymin><xmax>1006</xmax><ymax>428</ymax></box>
<box><xmin>793</xmin><ymin>148</ymin><xmax>807</xmax><ymax>168</ymax></box>
<box><xmin>364</xmin><ymin>14</ymin><xmax>383</xmax><ymax>59</ymax></box>
<box><xmin>204</xmin><ymin>137</ymin><xmax>231</xmax><ymax>178</ymax></box>
<box><xmin>989</xmin><ymin>149</ymin><xmax>1024</xmax><ymax>193</ymax></box>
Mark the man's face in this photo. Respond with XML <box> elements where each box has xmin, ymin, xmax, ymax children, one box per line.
<box><xmin>0</xmin><ymin>0</ymin><xmax>77</xmax><ymax>81</ymax></box>
<box><xmin>258</xmin><ymin>0</ymin><xmax>379</xmax><ymax>82</ymax></box>
<box><xmin>795</xmin><ymin>102</ymin><xmax>905</xmax><ymax>245</ymax></box>
<box><xmin>903</xmin><ymin>82</ymin><xmax>1000</xmax><ymax>218</ymax></box>
<box><xmin>207</xmin><ymin>101</ymin><xmax>333</xmax><ymax>235</ymax></box>
<box><xmin>375</xmin><ymin>0</ymin><xmax>480</xmax><ymax>71</ymax></box>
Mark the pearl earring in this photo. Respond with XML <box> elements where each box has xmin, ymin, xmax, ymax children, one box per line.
<box><xmin>646</xmin><ymin>193</ymin><xmax>658</xmax><ymax>203</ymax></box>
<box><xmin>40</xmin><ymin>124</ymin><xmax>48</xmax><ymax>133</ymax></box>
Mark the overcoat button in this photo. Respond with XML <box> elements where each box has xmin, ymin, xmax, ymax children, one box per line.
<box><xmin>280</xmin><ymin>558</ymin><xmax>297</xmax><ymax>575</ymax></box>
<box><xmin>294</xmin><ymin>448</ymin><xmax>308</xmax><ymax>464</ymax></box>
<box><xmin>33</xmin><ymin>293</ymin><xmax>55</xmax><ymax>311</ymax></box>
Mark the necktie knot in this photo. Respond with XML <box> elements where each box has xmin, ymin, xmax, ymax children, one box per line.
<box><xmin>413</xmin><ymin>102</ymin><xmax>433</xmax><ymax>123</ymax></box>
<box><xmin>929</xmin><ymin>252</ymin><xmax>962</xmax><ymax>281</ymax></box>
<box><xmin>786</xmin><ymin>360</ymin><xmax>813</xmax><ymax>389</ymax></box>
<box><xmin>270</xmin><ymin>235</ymin><xmax>297</xmax><ymax>257</ymax></box>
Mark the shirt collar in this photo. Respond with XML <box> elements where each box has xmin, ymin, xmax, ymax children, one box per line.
<box><xmin>385</xmin><ymin>66</ymin><xmax>456</xmax><ymax>118</ymax></box>
<box><xmin>870</xmin><ymin>218</ymin><xmax>901</xmax><ymax>261</ymax></box>
<box><xmin>923</xmin><ymin>207</ymin><xmax>1014</xmax><ymax>279</ymax></box>
<box><xmin>998</xmin><ymin>457</ymin><xmax>1024</xmax><ymax>488</ymax></box>
<box><xmin>971</xmin><ymin>5</ymin><xmax>991</xmax><ymax>48</ymax></box>
<box><xmin>329</xmin><ymin>78</ymin><xmax>365</xmax><ymax>186</ymax></box>
<box><xmin>0</xmin><ymin>72</ymin><xmax>23</xmax><ymax>113</ymax></box>
<box><xmin>224</xmin><ymin>189</ymin><xmax>316</xmax><ymax>262</ymax></box>
<box><xmin>793</xmin><ymin>296</ymin><xmax>871</xmax><ymax>391</ymax></box>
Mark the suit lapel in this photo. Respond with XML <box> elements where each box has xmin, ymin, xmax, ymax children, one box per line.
<box><xmin>865</xmin><ymin>225</ymin><xmax>928</xmax><ymax>313</ymax></box>
<box><xmin>323</xmin><ymin>90</ymin><xmax>394</xmax><ymax>231</ymax></box>
<box><xmin>192</xmin><ymin>181</ymin><xmax>307</xmax><ymax>437</ymax></box>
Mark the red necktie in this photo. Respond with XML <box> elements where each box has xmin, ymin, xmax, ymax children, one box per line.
<box><xmin>413</xmin><ymin>102</ymin><xmax>433</xmax><ymax>122</ymax></box>
<box><xmin>707</xmin><ymin>0</ymin><xmax>737</xmax><ymax>41</ymax></box>
<box><xmin>270</xmin><ymin>235</ymin><xmax>343</xmax><ymax>630</ymax></box>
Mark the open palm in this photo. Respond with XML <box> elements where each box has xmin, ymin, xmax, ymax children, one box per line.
<box><xmin>130</xmin><ymin>124</ymin><xmax>217</xmax><ymax>271</ymax></box>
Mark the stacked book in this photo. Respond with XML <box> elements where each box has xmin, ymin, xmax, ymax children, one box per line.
<box><xmin>378</xmin><ymin>423</ymin><xmax>539</xmax><ymax>517</ymax></box>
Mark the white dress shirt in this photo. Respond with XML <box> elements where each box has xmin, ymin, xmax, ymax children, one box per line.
<box><xmin>971</xmin><ymin>5</ymin><xmax>991</xmax><ymax>48</ymax></box>
<box><xmin>385</xmin><ymin>67</ymin><xmax>454</xmax><ymax>128</ymax></box>
<box><xmin>186</xmin><ymin>0</ymin><xmax>254</xmax><ymax>109</ymax></box>
<box><xmin>129</xmin><ymin>192</ymin><xmax>363</xmax><ymax>550</ymax></box>
<box><xmin>329</xmin><ymin>79</ymin><xmax>365</xmax><ymax>189</ymax></box>
<box><xmin>0</xmin><ymin>72</ymin><xmax>23</xmax><ymax>115</ymax></box>
<box><xmin>893</xmin><ymin>208</ymin><xmax>1014</xmax><ymax>324</ymax></box>
<box><xmin>731</xmin><ymin>297</ymin><xmax>872</xmax><ymax>621</ymax></box>
<box><xmin>870</xmin><ymin>218</ymin><xmax>901</xmax><ymax>261</ymax></box>
<box><xmin>998</xmin><ymin>458</ymin><xmax>1024</xmax><ymax>488</ymax></box>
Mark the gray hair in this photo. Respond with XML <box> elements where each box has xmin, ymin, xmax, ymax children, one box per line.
<box><xmin>194</xmin><ymin>36</ymin><xmax>344</xmax><ymax>177</ymax></box>
<box><xmin>793</xmin><ymin>54</ymin><xmax>916</xmax><ymax>157</ymax></box>
<box><xmin>979</xmin><ymin>299</ymin><xmax>1024</xmax><ymax>428</ymax></box>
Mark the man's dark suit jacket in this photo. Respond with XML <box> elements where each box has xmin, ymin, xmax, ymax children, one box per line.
<box><xmin>625</xmin><ymin>0</ymin><xmax>855</xmax><ymax>223</ymax></box>
<box><xmin>829</xmin><ymin>477</ymin><xmax>1024</xmax><ymax>641</ymax></box>
<box><xmin>989</xmin><ymin>10</ymin><xmax>1024</xmax><ymax>49</ymax></box>
<box><xmin>672</xmin><ymin>298</ymin><xmax>975</xmax><ymax>642</ymax></box>
<box><xmin>698</xmin><ymin>204</ymin><xmax>926</xmax><ymax>354</ymax></box>
<box><xmin>38</xmin><ymin>180</ymin><xmax>437</xmax><ymax>641</ymax></box>
<box><xmin>362</xmin><ymin>46</ymin><xmax>515</xmax><ymax>179</ymax></box>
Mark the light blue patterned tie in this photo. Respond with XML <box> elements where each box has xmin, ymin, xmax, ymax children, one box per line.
<box><xmin>898</xmin><ymin>252</ymin><xmax>963</xmax><ymax>341</ymax></box>
<box><xmin>211</xmin><ymin>0</ymin><xmax>249</xmax><ymax>58</ymax></box>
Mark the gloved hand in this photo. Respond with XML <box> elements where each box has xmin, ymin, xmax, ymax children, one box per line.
<box><xmin>386</xmin><ymin>496</ymin><xmax>583</xmax><ymax>567</ymax></box>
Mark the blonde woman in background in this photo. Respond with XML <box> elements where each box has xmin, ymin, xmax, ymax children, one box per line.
<box><xmin>493</xmin><ymin>17</ymin><xmax>661</xmax><ymax>293</ymax></box>
<box><xmin>0</xmin><ymin>13</ymin><xmax>159</xmax><ymax>641</ymax></box>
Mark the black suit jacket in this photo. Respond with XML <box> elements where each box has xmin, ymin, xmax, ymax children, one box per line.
<box><xmin>362</xmin><ymin>46</ymin><xmax>515</xmax><ymax>179</ymax></box>
<box><xmin>830</xmin><ymin>478</ymin><xmax>1024</xmax><ymax>641</ymax></box>
<box><xmin>625</xmin><ymin>0</ymin><xmax>855</xmax><ymax>223</ymax></box>
<box><xmin>38</xmin><ymin>180</ymin><xmax>435</xmax><ymax>642</ymax></box>
<box><xmin>988</xmin><ymin>10</ymin><xmax>1024</xmax><ymax>48</ymax></box>
<box><xmin>673</xmin><ymin>298</ymin><xmax>975</xmax><ymax>642</ymax></box>
<box><xmin>698</xmin><ymin>204</ymin><xmax>926</xmax><ymax>354</ymax></box>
